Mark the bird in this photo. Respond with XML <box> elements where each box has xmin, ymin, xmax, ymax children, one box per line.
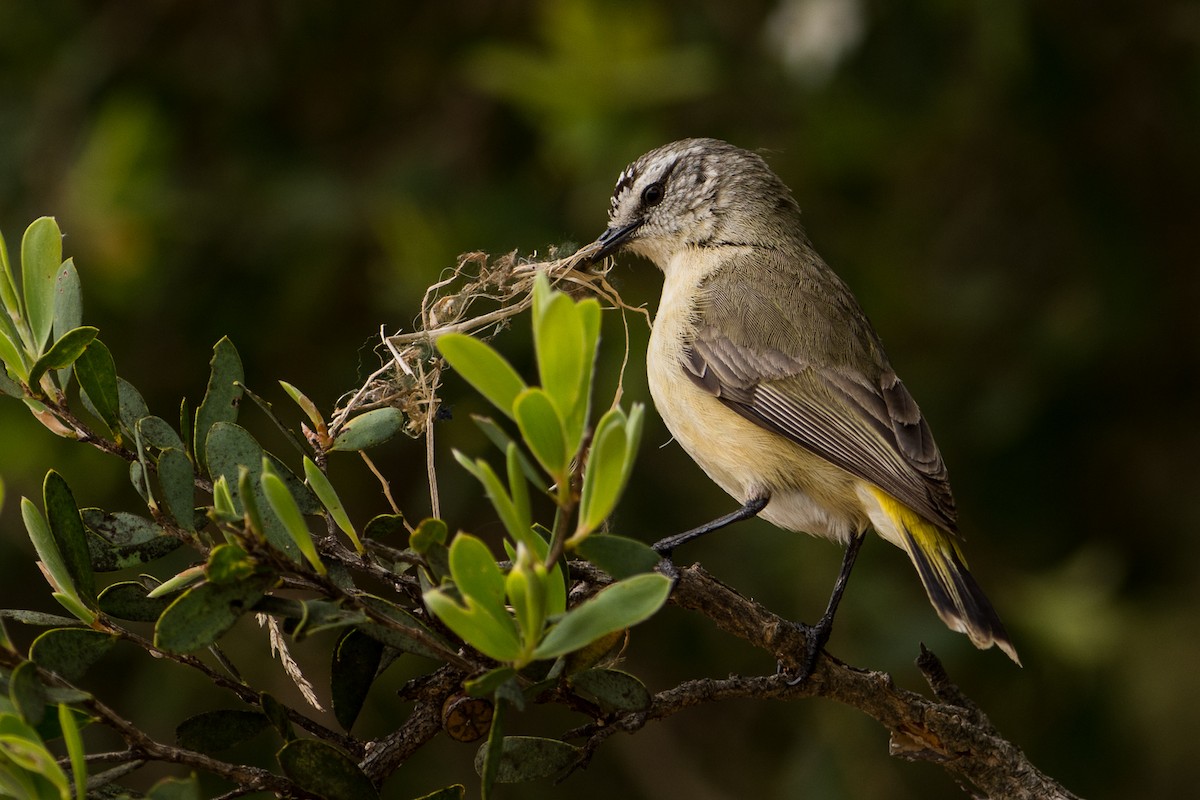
<box><xmin>589</xmin><ymin>137</ymin><xmax>1019</xmax><ymax>678</ymax></box>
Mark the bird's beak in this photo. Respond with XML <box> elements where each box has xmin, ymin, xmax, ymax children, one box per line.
<box><xmin>588</xmin><ymin>219</ymin><xmax>640</xmax><ymax>263</ymax></box>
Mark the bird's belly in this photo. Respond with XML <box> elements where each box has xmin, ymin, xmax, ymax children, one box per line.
<box><xmin>647</xmin><ymin>322</ymin><xmax>866</xmax><ymax>545</ymax></box>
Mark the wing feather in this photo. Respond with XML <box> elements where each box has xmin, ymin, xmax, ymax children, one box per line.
<box><xmin>684</xmin><ymin>328</ymin><xmax>958</xmax><ymax>532</ymax></box>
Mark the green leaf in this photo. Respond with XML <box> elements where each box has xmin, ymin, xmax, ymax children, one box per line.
<box><xmin>97</xmin><ymin>581</ymin><xmax>172</xmax><ymax>622</ymax></box>
<box><xmin>533</xmin><ymin>287</ymin><xmax>586</xmax><ymax>427</ymax></box>
<box><xmin>153</xmin><ymin>575</ymin><xmax>272</xmax><ymax>654</ymax></box>
<box><xmin>146</xmin><ymin>565</ymin><xmax>204</xmax><ymax>598</ymax></box>
<box><xmin>505</xmin><ymin>550</ymin><xmax>547</xmax><ymax>644</ymax></box>
<box><xmin>29</xmin><ymin>628</ymin><xmax>116</xmax><ymax>682</ymax></box>
<box><xmin>506</xmin><ymin>444</ymin><xmax>532</xmax><ymax>545</ymax></box>
<box><xmin>473</xmin><ymin>735</ymin><xmax>582</xmax><ymax>784</ymax></box>
<box><xmin>58</xmin><ymin>701</ymin><xmax>87</xmax><ymax>800</ymax></box>
<box><xmin>0</xmin><ymin>610</ymin><xmax>82</xmax><ymax>628</ymax></box>
<box><xmin>27</xmin><ymin>326</ymin><xmax>97</xmax><ymax>391</ymax></box>
<box><xmin>82</xmin><ymin>508</ymin><xmax>181</xmax><ymax>571</ymax></box>
<box><xmin>279</xmin><ymin>380</ymin><xmax>325</xmax><ymax>432</ymax></box>
<box><xmin>437</xmin><ymin>333</ymin><xmax>527</xmax><ymax>418</ymax></box>
<box><xmin>157</xmin><ymin>448</ymin><xmax>197</xmax><ymax>531</ymax></box>
<box><xmin>116</xmin><ymin>376</ymin><xmax>150</xmax><ymax>432</ymax></box>
<box><xmin>194</xmin><ymin>337</ymin><xmax>244</xmax><ymax>474</ymax></box>
<box><xmin>448</xmin><ymin>534</ymin><xmax>505</xmax><ymax>611</ymax></box>
<box><xmin>255</xmin><ymin>693</ymin><xmax>292</xmax><ymax>743</ymax></box>
<box><xmin>303</xmin><ymin>457</ymin><xmax>363</xmax><ymax>554</ymax></box>
<box><xmin>423</xmin><ymin>589</ymin><xmax>521</xmax><ymax>664</ymax></box>
<box><xmin>266</xmin><ymin>453</ymin><xmax>320</xmax><ymax>514</ymax></box>
<box><xmin>137</xmin><ymin>415</ymin><xmax>185</xmax><ymax>451</ymax></box>
<box><xmin>568</xmin><ymin>667</ymin><xmax>651</xmax><ymax>712</ymax></box>
<box><xmin>205</xmin><ymin>422</ymin><xmax>299</xmax><ymax>558</ymax></box>
<box><xmin>9</xmin><ymin>661</ymin><xmax>47</xmax><ymax>726</ymax></box>
<box><xmin>42</xmin><ymin>472</ymin><xmax>95</xmax><ymax>605</ymax></box>
<box><xmin>0</xmin><ymin>711</ymin><xmax>71</xmax><ymax>794</ymax></box>
<box><xmin>176</xmin><ymin>710</ymin><xmax>270</xmax><ymax>755</ymax></box>
<box><xmin>277</xmin><ymin>739</ymin><xmax>380</xmax><ymax>800</ymax></box>
<box><xmin>52</xmin><ymin>258</ymin><xmax>82</xmax><ymax>389</ymax></box>
<box><xmin>408</xmin><ymin>517</ymin><xmax>447</xmax><ymax>554</ymax></box>
<box><xmin>512</xmin><ymin>388</ymin><xmax>569</xmax><ymax>480</ymax></box>
<box><xmin>75</xmin><ymin>340</ymin><xmax>120</xmax><ymax>436</ymax></box>
<box><xmin>575</xmin><ymin>534</ymin><xmax>661</xmax><ymax>579</ymax></box>
<box><xmin>331</xmin><ymin>628</ymin><xmax>384</xmax><ymax>732</ymax></box>
<box><xmin>21</xmin><ymin>498</ymin><xmax>77</xmax><ymax>605</ymax></box>
<box><xmin>0</xmin><ymin>364</ymin><xmax>19</xmax><ymax>397</ymax></box>
<box><xmin>330</xmin><ymin>407</ymin><xmax>405</xmax><ymax>451</ymax></box>
<box><xmin>0</xmin><ymin>329</ymin><xmax>28</xmax><ymax>383</ymax></box>
<box><xmin>576</xmin><ymin>407</ymin><xmax>629</xmax><ymax>538</ymax></box>
<box><xmin>205</xmin><ymin>543</ymin><xmax>258</xmax><ymax>584</ymax></box>
<box><xmin>477</xmin><ymin>692</ymin><xmax>507</xmax><ymax>799</ymax></box>
<box><xmin>21</xmin><ymin>216</ymin><xmax>62</xmax><ymax>352</ymax></box>
<box><xmin>0</xmin><ymin>226</ymin><xmax>22</xmax><ymax>330</ymax></box>
<box><xmin>86</xmin><ymin>530</ymin><xmax>182</xmax><ymax>572</ymax></box>
<box><xmin>505</xmin><ymin>525</ymin><xmax>567</xmax><ymax>617</ymax></box>
<box><xmin>620</xmin><ymin>403</ymin><xmax>644</xmax><ymax>488</ymax></box>
<box><xmin>262</xmin><ymin>464</ymin><xmax>325</xmax><ymax>575</ymax></box>
<box><xmin>532</xmin><ymin>573</ymin><xmax>671</xmax><ymax>660</ymax></box>
<box><xmin>363</xmin><ymin>513</ymin><xmax>406</xmax><ymax>540</ymax></box>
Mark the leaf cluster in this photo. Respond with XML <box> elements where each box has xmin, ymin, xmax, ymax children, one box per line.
<box><xmin>0</xmin><ymin>220</ymin><xmax>667</xmax><ymax>799</ymax></box>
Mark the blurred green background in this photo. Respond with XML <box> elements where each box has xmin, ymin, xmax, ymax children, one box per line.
<box><xmin>1</xmin><ymin>1</ymin><xmax>1197</xmax><ymax>798</ymax></box>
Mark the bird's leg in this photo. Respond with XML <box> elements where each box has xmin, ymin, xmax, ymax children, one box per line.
<box><xmin>788</xmin><ymin>531</ymin><xmax>866</xmax><ymax>684</ymax></box>
<box><xmin>651</xmin><ymin>494</ymin><xmax>769</xmax><ymax>581</ymax></box>
<box><xmin>652</xmin><ymin>493</ymin><xmax>770</xmax><ymax>557</ymax></box>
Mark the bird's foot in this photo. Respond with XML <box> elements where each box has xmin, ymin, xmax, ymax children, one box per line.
<box><xmin>782</xmin><ymin>615</ymin><xmax>835</xmax><ymax>685</ymax></box>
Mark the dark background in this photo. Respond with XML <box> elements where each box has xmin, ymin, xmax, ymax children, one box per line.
<box><xmin>1</xmin><ymin>1</ymin><xmax>1197</xmax><ymax>798</ymax></box>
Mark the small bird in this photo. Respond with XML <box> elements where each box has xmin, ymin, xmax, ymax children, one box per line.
<box><xmin>590</xmin><ymin>138</ymin><xmax>1019</xmax><ymax>677</ymax></box>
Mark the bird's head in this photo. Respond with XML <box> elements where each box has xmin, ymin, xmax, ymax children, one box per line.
<box><xmin>591</xmin><ymin>138</ymin><xmax>801</xmax><ymax>269</ymax></box>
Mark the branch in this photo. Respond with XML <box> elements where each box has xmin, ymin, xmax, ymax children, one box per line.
<box><xmin>582</xmin><ymin>564</ymin><xmax>1080</xmax><ymax>800</ymax></box>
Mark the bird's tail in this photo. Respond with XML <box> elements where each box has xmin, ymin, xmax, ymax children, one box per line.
<box><xmin>867</xmin><ymin>488</ymin><xmax>1021</xmax><ymax>665</ymax></box>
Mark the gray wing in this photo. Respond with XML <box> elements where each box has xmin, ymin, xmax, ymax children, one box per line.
<box><xmin>684</xmin><ymin>330</ymin><xmax>959</xmax><ymax>533</ymax></box>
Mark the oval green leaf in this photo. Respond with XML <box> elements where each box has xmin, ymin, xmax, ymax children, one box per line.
<box><xmin>176</xmin><ymin>709</ymin><xmax>270</xmax><ymax>755</ymax></box>
<box><xmin>98</xmin><ymin>581</ymin><xmax>173</xmax><ymax>622</ymax></box>
<box><xmin>277</xmin><ymin>738</ymin><xmax>380</xmax><ymax>800</ymax></box>
<box><xmin>154</xmin><ymin>575</ymin><xmax>272</xmax><ymax>654</ymax></box>
<box><xmin>574</xmin><ymin>534</ymin><xmax>662</xmax><ymax>579</ymax></box>
<box><xmin>569</xmin><ymin>667</ymin><xmax>652</xmax><ymax>712</ymax></box>
<box><xmin>423</xmin><ymin>588</ymin><xmax>521</xmax><ymax>664</ymax></box>
<box><xmin>436</xmin><ymin>332</ymin><xmax>526</xmax><ymax>419</ymax></box>
<box><xmin>194</xmin><ymin>337</ymin><xmax>244</xmax><ymax>474</ymax></box>
<box><xmin>21</xmin><ymin>216</ymin><xmax>62</xmax><ymax>352</ymax></box>
<box><xmin>513</xmin><ymin>388</ymin><xmax>569</xmax><ymax>480</ymax></box>
<box><xmin>75</xmin><ymin>339</ymin><xmax>120</xmax><ymax>435</ymax></box>
<box><xmin>157</xmin><ymin>447</ymin><xmax>197</xmax><ymax>531</ymax></box>
<box><xmin>331</xmin><ymin>628</ymin><xmax>385</xmax><ymax>732</ymax></box>
<box><xmin>532</xmin><ymin>573</ymin><xmax>671</xmax><ymax>660</ymax></box>
<box><xmin>205</xmin><ymin>422</ymin><xmax>299</xmax><ymax>558</ymax></box>
<box><xmin>330</xmin><ymin>407</ymin><xmax>405</xmax><ymax>451</ymax></box>
<box><xmin>303</xmin><ymin>457</ymin><xmax>362</xmax><ymax>553</ymax></box>
<box><xmin>576</xmin><ymin>408</ymin><xmax>629</xmax><ymax>537</ymax></box>
<box><xmin>28</xmin><ymin>324</ymin><xmax>95</xmax><ymax>391</ymax></box>
<box><xmin>262</xmin><ymin>468</ymin><xmax>325</xmax><ymax>575</ymax></box>
<box><xmin>29</xmin><ymin>628</ymin><xmax>117</xmax><ymax>682</ymax></box>
<box><xmin>43</xmin><ymin>471</ymin><xmax>95</xmax><ymax>604</ymax></box>
<box><xmin>448</xmin><ymin>534</ymin><xmax>505</xmax><ymax>610</ymax></box>
<box><xmin>472</xmin><ymin>735</ymin><xmax>582</xmax><ymax>784</ymax></box>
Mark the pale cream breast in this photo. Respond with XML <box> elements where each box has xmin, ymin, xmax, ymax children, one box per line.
<box><xmin>646</xmin><ymin>248</ymin><xmax>868</xmax><ymax>544</ymax></box>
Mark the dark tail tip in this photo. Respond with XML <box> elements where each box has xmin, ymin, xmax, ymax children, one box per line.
<box><xmin>905</xmin><ymin>531</ymin><xmax>1021</xmax><ymax>666</ymax></box>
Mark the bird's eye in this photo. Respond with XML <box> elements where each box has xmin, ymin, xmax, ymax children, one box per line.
<box><xmin>641</xmin><ymin>181</ymin><xmax>665</xmax><ymax>208</ymax></box>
